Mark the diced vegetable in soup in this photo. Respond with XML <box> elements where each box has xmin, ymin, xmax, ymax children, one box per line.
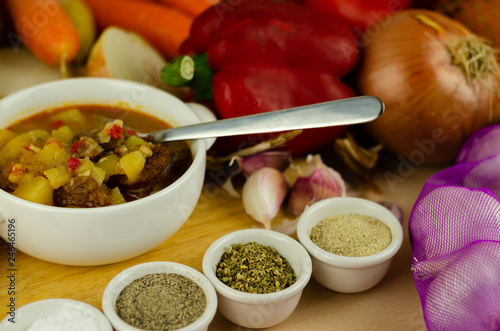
<box><xmin>0</xmin><ymin>106</ymin><xmax>193</xmax><ymax>207</ymax></box>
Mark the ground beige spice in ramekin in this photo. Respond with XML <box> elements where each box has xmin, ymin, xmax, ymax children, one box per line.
<box><xmin>310</xmin><ymin>213</ymin><xmax>392</xmax><ymax>257</ymax></box>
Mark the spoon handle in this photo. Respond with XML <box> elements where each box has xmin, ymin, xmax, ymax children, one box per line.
<box><xmin>146</xmin><ymin>96</ymin><xmax>384</xmax><ymax>142</ymax></box>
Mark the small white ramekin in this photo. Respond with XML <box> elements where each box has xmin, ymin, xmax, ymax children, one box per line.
<box><xmin>102</xmin><ymin>261</ymin><xmax>218</xmax><ymax>331</ymax></box>
<box><xmin>297</xmin><ymin>197</ymin><xmax>403</xmax><ymax>293</ymax></box>
<box><xmin>0</xmin><ymin>298</ymin><xmax>112</xmax><ymax>330</ymax></box>
<box><xmin>202</xmin><ymin>228</ymin><xmax>312</xmax><ymax>329</ymax></box>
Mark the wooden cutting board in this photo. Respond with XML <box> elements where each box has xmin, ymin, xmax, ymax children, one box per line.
<box><xmin>0</xmin><ymin>161</ymin><xmax>441</xmax><ymax>330</ymax></box>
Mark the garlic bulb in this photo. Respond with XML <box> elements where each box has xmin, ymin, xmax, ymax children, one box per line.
<box><xmin>242</xmin><ymin>167</ymin><xmax>288</xmax><ymax>229</ymax></box>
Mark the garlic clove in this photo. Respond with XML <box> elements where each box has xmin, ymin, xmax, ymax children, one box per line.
<box><xmin>242</xmin><ymin>167</ymin><xmax>288</xmax><ymax>229</ymax></box>
<box><xmin>309</xmin><ymin>164</ymin><xmax>346</xmax><ymax>201</ymax></box>
<box><xmin>288</xmin><ymin>154</ymin><xmax>346</xmax><ymax>216</ymax></box>
<box><xmin>235</xmin><ymin>151</ymin><xmax>290</xmax><ymax>177</ymax></box>
<box><xmin>287</xmin><ymin>176</ymin><xmax>314</xmax><ymax>217</ymax></box>
<box><xmin>307</xmin><ymin>154</ymin><xmax>346</xmax><ymax>199</ymax></box>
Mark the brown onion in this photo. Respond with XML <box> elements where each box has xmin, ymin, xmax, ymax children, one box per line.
<box><xmin>354</xmin><ymin>9</ymin><xmax>500</xmax><ymax>164</ymax></box>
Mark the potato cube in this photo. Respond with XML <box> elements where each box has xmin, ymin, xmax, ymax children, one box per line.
<box><xmin>91</xmin><ymin>166</ymin><xmax>106</xmax><ymax>186</ymax></box>
<box><xmin>111</xmin><ymin>187</ymin><xmax>126</xmax><ymax>205</ymax></box>
<box><xmin>72</xmin><ymin>158</ymin><xmax>106</xmax><ymax>185</ymax></box>
<box><xmin>74</xmin><ymin>157</ymin><xmax>93</xmax><ymax>175</ymax></box>
<box><xmin>28</xmin><ymin>129</ymin><xmax>50</xmax><ymax>140</ymax></box>
<box><xmin>33</xmin><ymin>140</ymin><xmax>69</xmax><ymax>167</ymax></box>
<box><xmin>13</xmin><ymin>176</ymin><xmax>54</xmax><ymax>205</ymax></box>
<box><xmin>48</xmin><ymin>108</ymin><xmax>86</xmax><ymax>134</ymax></box>
<box><xmin>1</xmin><ymin>134</ymin><xmax>32</xmax><ymax>161</ymax></box>
<box><xmin>51</xmin><ymin>125</ymin><xmax>74</xmax><ymax>146</ymax></box>
<box><xmin>95</xmin><ymin>154</ymin><xmax>121</xmax><ymax>179</ymax></box>
<box><xmin>0</xmin><ymin>130</ymin><xmax>15</xmax><ymax>150</ymax></box>
<box><xmin>17</xmin><ymin>173</ymin><xmax>34</xmax><ymax>185</ymax></box>
<box><xmin>0</xmin><ymin>130</ymin><xmax>49</xmax><ymax>166</ymax></box>
<box><xmin>44</xmin><ymin>165</ymin><xmax>72</xmax><ymax>189</ymax></box>
<box><xmin>125</xmin><ymin>135</ymin><xmax>148</xmax><ymax>150</ymax></box>
<box><xmin>119</xmin><ymin>151</ymin><xmax>145</xmax><ymax>182</ymax></box>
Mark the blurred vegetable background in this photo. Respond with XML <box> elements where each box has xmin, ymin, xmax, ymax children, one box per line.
<box><xmin>82</xmin><ymin>0</ymin><xmax>192</xmax><ymax>60</ymax></box>
<box><xmin>414</xmin><ymin>0</ymin><xmax>500</xmax><ymax>47</ymax></box>
<box><xmin>0</xmin><ymin>0</ymin><xmax>499</xmax><ymax>166</ymax></box>
<box><xmin>303</xmin><ymin>0</ymin><xmax>411</xmax><ymax>31</ymax></box>
<box><xmin>1</xmin><ymin>2</ymin><xmax>499</xmax><ymax>329</ymax></box>
<box><xmin>353</xmin><ymin>9</ymin><xmax>500</xmax><ymax>164</ymax></box>
<box><xmin>6</xmin><ymin>0</ymin><xmax>80</xmax><ymax>75</ymax></box>
<box><xmin>165</xmin><ymin>0</ymin><xmax>359</xmax><ymax>156</ymax></box>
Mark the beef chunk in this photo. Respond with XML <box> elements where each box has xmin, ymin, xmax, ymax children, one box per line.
<box><xmin>71</xmin><ymin>137</ymin><xmax>104</xmax><ymax>160</ymax></box>
<box><xmin>54</xmin><ymin>176</ymin><xmax>113</xmax><ymax>207</ymax></box>
<box><xmin>117</xmin><ymin>142</ymin><xmax>192</xmax><ymax>200</ymax></box>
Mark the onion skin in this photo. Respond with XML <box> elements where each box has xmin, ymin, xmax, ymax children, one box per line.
<box><xmin>355</xmin><ymin>9</ymin><xmax>500</xmax><ymax>165</ymax></box>
<box><xmin>412</xmin><ymin>0</ymin><xmax>500</xmax><ymax>48</ymax></box>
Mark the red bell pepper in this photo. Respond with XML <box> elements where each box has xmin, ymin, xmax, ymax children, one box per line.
<box><xmin>303</xmin><ymin>0</ymin><xmax>411</xmax><ymax>31</ymax></box>
<box><xmin>163</xmin><ymin>0</ymin><xmax>358</xmax><ymax>156</ymax></box>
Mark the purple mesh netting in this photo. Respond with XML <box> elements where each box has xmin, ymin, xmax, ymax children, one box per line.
<box><xmin>409</xmin><ymin>124</ymin><xmax>500</xmax><ymax>331</ymax></box>
<box><xmin>456</xmin><ymin>124</ymin><xmax>500</xmax><ymax>164</ymax></box>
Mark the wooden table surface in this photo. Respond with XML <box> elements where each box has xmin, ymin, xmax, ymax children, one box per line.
<box><xmin>0</xmin><ymin>156</ymin><xmax>443</xmax><ymax>330</ymax></box>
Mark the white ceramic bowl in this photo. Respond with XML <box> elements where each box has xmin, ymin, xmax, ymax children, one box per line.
<box><xmin>102</xmin><ymin>261</ymin><xmax>218</xmax><ymax>331</ymax></box>
<box><xmin>202</xmin><ymin>229</ymin><xmax>312</xmax><ymax>329</ymax></box>
<box><xmin>0</xmin><ymin>77</ymin><xmax>214</xmax><ymax>266</ymax></box>
<box><xmin>0</xmin><ymin>298</ymin><xmax>112</xmax><ymax>330</ymax></box>
<box><xmin>297</xmin><ymin>197</ymin><xmax>404</xmax><ymax>293</ymax></box>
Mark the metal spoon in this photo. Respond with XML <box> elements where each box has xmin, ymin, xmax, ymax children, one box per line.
<box><xmin>138</xmin><ymin>96</ymin><xmax>384</xmax><ymax>143</ymax></box>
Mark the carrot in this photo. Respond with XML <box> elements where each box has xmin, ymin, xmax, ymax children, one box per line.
<box><xmin>6</xmin><ymin>0</ymin><xmax>80</xmax><ymax>69</ymax></box>
<box><xmin>119</xmin><ymin>0</ymin><xmax>218</xmax><ymax>16</ymax></box>
<box><xmin>155</xmin><ymin>0</ymin><xmax>220</xmax><ymax>17</ymax></box>
<box><xmin>83</xmin><ymin>0</ymin><xmax>192</xmax><ymax>59</ymax></box>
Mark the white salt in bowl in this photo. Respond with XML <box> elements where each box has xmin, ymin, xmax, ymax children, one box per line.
<box><xmin>297</xmin><ymin>197</ymin><xmax>403</xmax><ymax>293</ymax></box>
<box><xmin>202</xmin><ymin>228</ymin><xmax>312</xmax><ymax>329</ymax></box>
<box><xmin>0</xmin><ymin>298</ymin><xmax>112</xmax><ymax>330</ymax></box>
<box><xmin>102</xmin><ymin>261</ymin><xmax>218</xmax><ymax>331</ymax></box>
